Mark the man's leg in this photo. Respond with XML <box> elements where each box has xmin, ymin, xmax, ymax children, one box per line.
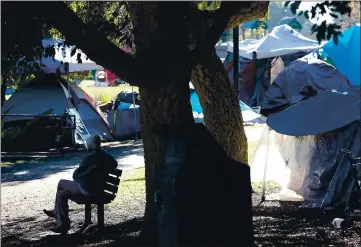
<box><xmin>53</xmin><ymin>180</ymin><xmax>85</xmax><ymax>232</ymax></box>
<box><xmin>44</xmin><ymin>179</ymin><xmax>75</xmax><ymax>218</ymax></box>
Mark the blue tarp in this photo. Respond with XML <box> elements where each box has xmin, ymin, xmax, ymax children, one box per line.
<box><xmin>5</xmin><ymin>88</ymin><xmax>15</xmax><ymax>95</ymax></box>
<box><xmin>322</xmin><ymin>24</ymin><xmax>360</xmax><ymax>85</ymax></box>
<box><xmin>190</xmin><ymin>90</ymin><xmax>256</xmax><ymax>113</ymax></box>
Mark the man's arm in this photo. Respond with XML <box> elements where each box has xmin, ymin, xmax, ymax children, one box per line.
<box><xmin>73</xmin><ymin>155</ymin><xmax>98</xmax><ymax>182</ymax></box>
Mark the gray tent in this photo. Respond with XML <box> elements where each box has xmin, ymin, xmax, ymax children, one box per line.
<box><xmin>106</xmin><ymin>91</ymin><xmax>140</xmax><ymax>140</ymax></box>
<box><xmin>2</xmin><ymin>75</ymin><xmax>114</xmax><ymax>151</ymax></box>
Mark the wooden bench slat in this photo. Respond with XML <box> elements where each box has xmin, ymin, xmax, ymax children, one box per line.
<box><xmin>107</xmin><ymin>175</ymin><xmax>120</xmax><ymax>186</ymax></box>
<box><xmin>110</xmin><ymin>169</ymin><xmax>122</xmax><ymax>177</ymax></box>
<box><xmin>103</xmin><ymin>191</ymin><xmax>116</xmax><ymax>203</ymax></box>
<box><xmin>104</xmin><ymin>183</ymin><xmax>118</xmax><ymax>194</ymax></box>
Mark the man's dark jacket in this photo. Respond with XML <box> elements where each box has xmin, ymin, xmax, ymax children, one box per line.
<box><xmin>73</xmin><ymin>149</ymin><xmax>118</xmax><ymax>196</ymax></box>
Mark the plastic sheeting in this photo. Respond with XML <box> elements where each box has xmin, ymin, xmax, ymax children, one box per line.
<box><xmin>261</xmin><ymin>53</ymin><xmax>352</xmax><ymax>116</ymax></box>
<box><xmin>226</xmin><ymin>25</ymin><xmax>320</xmax><ymax>59</ymax></box>
<box><xmin>268</xmin><ymin>86</ymin><xmax>361</xmax><ymax>136</ymax></box>
<box><xmin>322</xmin><ymin>24</ymin><xmax>360</xmax><ymax>85</ymax></box>
<box><xmin>250</xmin><ymin>121</ymin><xmax>361</xmax><ymax>204</ymax></box>
<box><xmin>251</xmin><ymin>54</ymin><xmax>361</xmax><ymax>206</ymax></box>
<box><xmin>189</xmin><ymin>90</ymin><xmax>266</xmax><ymax>125</ymax></box>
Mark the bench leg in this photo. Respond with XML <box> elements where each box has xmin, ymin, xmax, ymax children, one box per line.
<box><xmin>79</xmin><ymin>204</ymin><xmax>93</xmax><ymax>233</ymax></box>
<box><xmin>97</xmin><ymin>203</ymin><xmax>104</xmax><ymax>230</ymax></box>
<box><xmin>85</xmin><ymin>204</ymin><xmax>92</xmax><ymax>224</ymax></box>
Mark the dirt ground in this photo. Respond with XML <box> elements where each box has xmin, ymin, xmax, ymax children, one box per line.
<box><xmin>2</xmin><ymin>127</ymin><xmax>360</xmax><ymax>247</ymax></box>
<box><xmin>2</xmin><ymin>185</ymin><xmax>360</xmax><ymax>247</ymax></box>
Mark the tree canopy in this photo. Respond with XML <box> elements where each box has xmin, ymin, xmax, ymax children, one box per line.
<box><xmin>1</xmin><ymin>1</ymin><xmax>352</xmax><ymax>87</ymax></box>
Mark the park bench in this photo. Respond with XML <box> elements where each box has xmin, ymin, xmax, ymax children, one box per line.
<box><xmin>79</xmin><ymin>168</ymin><xmax>123</xmax><ymax>234</ymax></box>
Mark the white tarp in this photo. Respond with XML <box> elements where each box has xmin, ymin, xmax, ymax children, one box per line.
<box><xmin>226</xmin><ymin>25</ymin><xmax>320</xmax><ymax>59</ymax></box>
<box><xmin>17</xmin><ymin>39</ymin><xmax>103</xmax><ymax>74</ymax></box>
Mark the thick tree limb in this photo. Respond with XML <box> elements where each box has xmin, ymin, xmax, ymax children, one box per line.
<box><xmin>189</xmin><ymin>2</ymin><xmax>269</xmax><ymax>66</ymax></box>
<box><xmin>30</xmin><ymin>1</ymin><xmax>157</xmax><ymax>87</ymax></box>
<box><xmin>226</xmin><ymin>2</ymin><xmax>269</xmax><ymax>29</ymax></box>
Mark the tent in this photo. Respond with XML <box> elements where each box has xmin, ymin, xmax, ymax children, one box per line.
<box><xmin>223</xmin><ymin>25</ymin><xmax>320</xmax><ymax>107</ymax></box>
<box><xmin>2</xmin><ymin>75</ymin><xmax>114</xmax><ymax>151</ymax></box>
<box><xmin>250</xmin><ymin>54</ymin><xmax>360</xmax><ymax>214</ymax></box>
<box><xmin>108</xmin><ymin>102</ymin><xmax>140</xmax><ymax>139</ymax></box>
<box><xmin>107</xmin><ymin>91</ymin><xmax>140</xmax><ymax>140</ymax></box>
<box><xmin>277</xmin><ymin>17</ymin><xmax>303</xmax><ymax>31</ymax></box>
<box><xmin>321</xmin><ymin>24</ymin><xmax>360</xmax><ymax>86</ymax></box>
<box><xmin>226</xmin><ymin>25</ymin><xmax>319</xmax><ymax>60</ymax></box>
<box><xmin>17</xmin><ymin>39</ymin><xmax>103</xmax><ymax>74</ymax></box>
<box><xmin>106</xmin><ymin>85</ymin><xmax>266</xmax><ymax>140</ymax></box>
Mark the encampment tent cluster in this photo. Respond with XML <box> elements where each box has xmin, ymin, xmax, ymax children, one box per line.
<box><xmin>216</xmin><ymin>25</ymin><xmax>322</xmax><ymax>106</ymax></box>
<box><xmin>248</xmin><ymin>24</ymin><xmax>360</xmax><ymax>216</ymax></box>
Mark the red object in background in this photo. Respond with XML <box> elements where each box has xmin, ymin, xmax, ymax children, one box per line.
<box><xmin>96</xmin><ymin>70</ymin><xmax>117</xmax><ymax>86</ymax></box>
<box><xmin>105</xmin><ymin>70</ymin><xmax>117</xmax><ymax>86</ymax></box>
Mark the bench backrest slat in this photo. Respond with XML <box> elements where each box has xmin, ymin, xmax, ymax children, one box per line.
<box><xmin>104</xmin><ymin>182</ymin><xmax>118</xmax><ymax>194</ymax></box>
<box><xmin>103</xmin><ymin>191</ymin><xmax>116</xmax><ymax>203</ymax></box>
<box><xmin>107</xmin><ymin>175</ymin><xmax>120</xmax><ymax>186</ymax></box>
<box><xmin>101</xmin><ymin>168</ymin><xmax>122</xmax><ymax>204</ymax></box>
<box><xmin>110</xmin><ymin>169</ymin><xmax>123</xmax><ymax>177</ymax></box>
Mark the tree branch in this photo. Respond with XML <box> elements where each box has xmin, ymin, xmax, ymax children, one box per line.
<box><xmin>189</xmin><ymin>2</ymin><xmax>269</xmax><ymax>66</ymax></box>
<box><xmin>30</xmin><ymin>2</ymin><xmax>149</xmax><ymax>87</ymax></box>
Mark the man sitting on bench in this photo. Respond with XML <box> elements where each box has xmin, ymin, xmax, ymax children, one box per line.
<box><xmin>43</xmin><ymin>134</ymin><xmax>118</xmax><ymax>234</ymax></box>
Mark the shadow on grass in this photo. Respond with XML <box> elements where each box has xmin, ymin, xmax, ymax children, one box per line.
<box><xmin>2</xmin><ymin>217</ymin><xmax>148</xmax><ymax>247</ymax></box>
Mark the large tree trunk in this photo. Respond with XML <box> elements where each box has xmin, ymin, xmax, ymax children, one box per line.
<box><xmin>139</xmin><ymin>82</ymin><xmax>194</xmax><ymax>244</ymax></box>
<box><xmin>191</xmin><ymin>49</ymin><xmax>248</xmax><ymax>163</ymax></box>
<box><xmin>127</xmin><ymin>3</ymin><xmax>195</xmax><ymax>244</ymax></box>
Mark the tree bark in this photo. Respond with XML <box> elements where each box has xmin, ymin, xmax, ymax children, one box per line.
<box><xmin>1</xmin><ymin>81</ymin><xmax>6</xmax><ymax>107</ymax></box>
<box><xmin>191</xmin><ymin>49</ymin><xmax>248</xmax><ymax>163</ymax></box>
<box><xmin>126</xmin><ymin>4</ymin><xmax>196</xmax><ymax>244</ymax></box>
<box><xmin>139</xmin><ymin>83</ymin><xmax>194</xmax><ymax>244</ymax></box>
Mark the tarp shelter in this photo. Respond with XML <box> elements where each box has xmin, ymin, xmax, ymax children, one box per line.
<box><xmin>5</xmin><ymin>88</ymin><xmax>15</xmax><ymax>96</ymax></box>
<box><xmin>277</xmin><ymin>17</ymin><xmax>303</xmax><ymax>31</ymax></box>
<box><xmin>250</xmin><ymin>54</ymin><xmax>360</xmax><ymax>214</ymax></box>
<box><xmin>189</xmin><ymin>84</ymin><xmax>266</xmax><ymax>125</ymax></box>
<box><xmin>223</xmin><ymin>25</ymin><xmax>320</xmax><ymax>107</ymax></box>
<box><xmin>2</xmin><ymin>75</ymin><xmax>114</xmax><ymax>151</ymax></box>
<box><xmin>16</xmin><ymin>39</ymin><xmax>103</xmax><ymax>74</ymax></box>
<box><xmin>321</xmin><ymin>24</ymin><xmax>360</xmax><ymax>86</ymax></box>
<box><xmin>226</xmin><ymin>25</ymin><xmax>319</xmax><ymax>60</ymax></box>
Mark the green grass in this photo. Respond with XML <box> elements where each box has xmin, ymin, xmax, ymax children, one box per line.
<box><xmin>81</xmin><ymin>83</ymin><xmax>138</xmax><ymax>104</ymax></box>
<box><xmin>1</xmin><ymin>160</ymin><xmax>27</xmax><ymax>167</ymax></box>
<box><xmin>110</xmin><ymin>139</ymin><xmax>259</xmax><ymax>206</ymax></box>
<box><xmin>111</xmin><ymin>168</ymin><xmax>145</xmax><ymax>207</ymax></box>
<box><xmin>251</xmin><ymin>180</ymin><xmax>281</xmax><ymax>194</ymax></box>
